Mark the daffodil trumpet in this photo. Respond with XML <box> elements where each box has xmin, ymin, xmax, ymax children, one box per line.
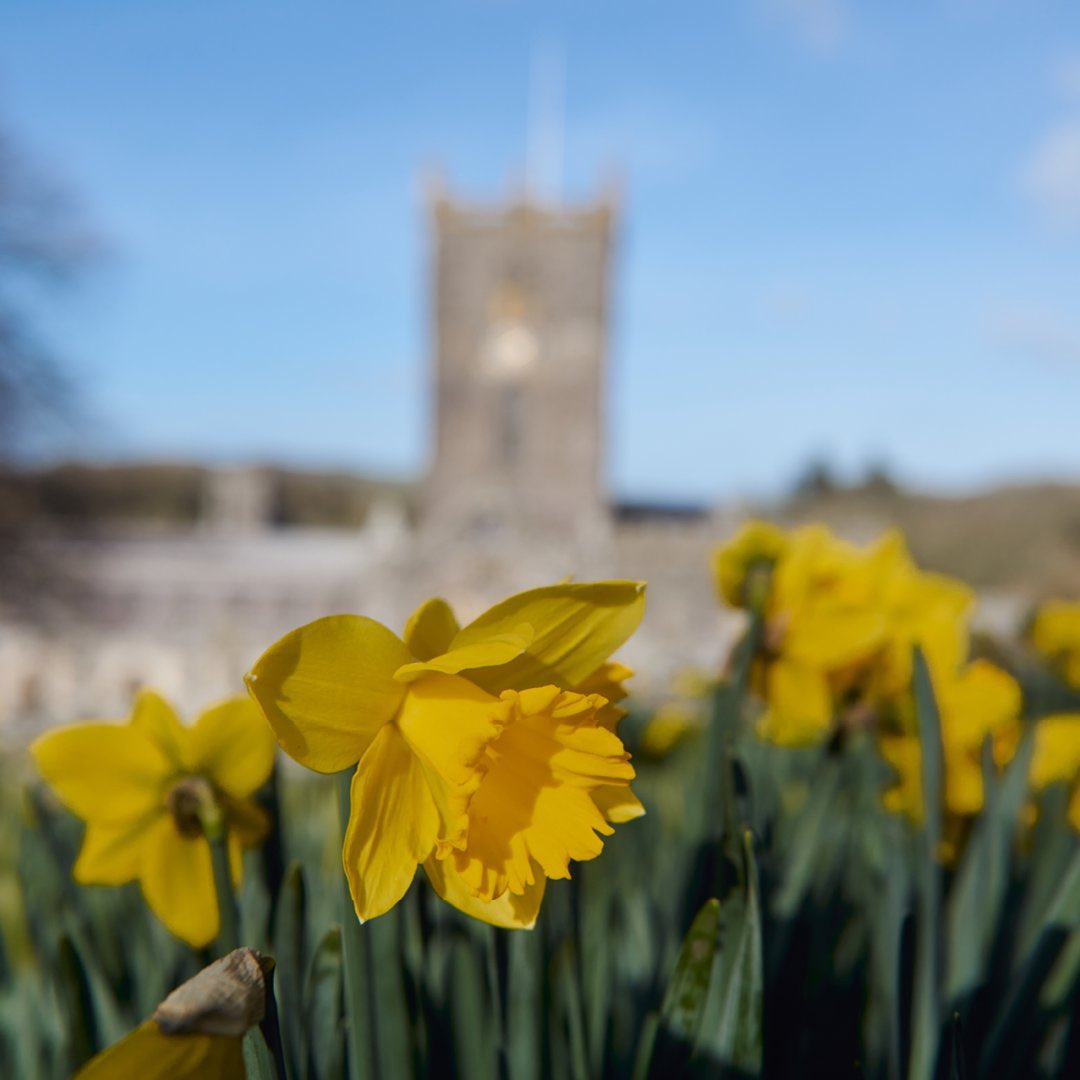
<box><xmin>246</xmin><ymin>580</ymin><xmax>647</xmax><ymax>929</ymax></box>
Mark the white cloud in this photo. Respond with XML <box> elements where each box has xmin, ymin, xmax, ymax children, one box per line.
<box><xmin>764</xmin><ymin>0</ymin><xmax>849</xmax><ymax>52</ymax></box>
<box><xmin>1020</xmin><ymin>120</ymin><xmax>1080</xmax><ymax>229</ymax></box>
<box><xmin>989</xmin><ymin>302</ymin><xmax>1080</xmax><ymax>370</ymax></box>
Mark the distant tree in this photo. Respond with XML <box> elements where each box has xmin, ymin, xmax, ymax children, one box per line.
<box><xmin>0</xmin><ymin>111</ymin><xmax>97</xmax><ymax>613</ymax></box>
<box><xmin>860</xmin><ymin>460</ymin><xmax>898</xmax><ymax>497</ymax></box>
<box><xmin>791</xmin><ymin>457</ymin><xmax>839</xmax><ymax>501</ymax></box>
<box><xmin>0</xmin><ymin>118</ymin><xmax>95</xmax><ymax>453</ymax></box>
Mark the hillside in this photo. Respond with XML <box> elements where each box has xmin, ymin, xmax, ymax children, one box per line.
<box><xmin>0</xmin><ymin>462</ymin><xmax>419</xmax><ymax>529</ymax></box>
<box><xmin>779</xmin><ymin>481</ymin><xmax>1080</xmax><ymax>599</ymax></box>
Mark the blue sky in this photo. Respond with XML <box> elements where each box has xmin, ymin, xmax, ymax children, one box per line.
<box><xmin>2</xmin><ymin>0</ymin><xmax>1080</xmax><ymax>501</ymax></box>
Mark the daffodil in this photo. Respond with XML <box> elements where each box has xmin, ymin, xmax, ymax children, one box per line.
<box><xmin>879</xmin><ymin>659</ymin><xmax>1022</xmax><ymax>842</ymax></box>
<box><xmin>712</xmin><ymin>522</ymin><xmax>974</xmax><ymax>747</ymax></box>
<box><xmin>245</xmin><ymin>581</ymin><xmax>645</xmax><ymax>929</ymax></box>
<box><xmin>1029</xmin><ymin>713</ymin><xmax>1080</xmax><ymax>830</ymax></box>
<box><xmin>1030</xmin><ymin>600</ymin><xmax>1080</xmax><ymax>689</ymax></box>
<box><xmin>640</xmin><ymin>703</ymin><xmax>701</xmax><ymax>758</ymax></box>
<box><xmin>712</xmin><ymin>520</ymin><xmax>788</xmax><ymax>610</ymax></box>
<box><xmin>31</xmin><ymin>691</ymin><xmax>276</xmax><ymax>949</ymax></box>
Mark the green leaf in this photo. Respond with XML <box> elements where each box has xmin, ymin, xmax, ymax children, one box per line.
<box><xmin>580</xmin><ymin>863</ymin><xmax>615</xmax><ymax>1074</ymax></box>
<box><xmin>365</xmin><ymin>908</ymin><xmax>414</xmax><ymax>1080</ymax></box>
<box><xmin>304</xmin><ymin>927</ymin><xmax>344</xmax><ymax>1080</ymax></box>
<box><xmin>864</xmin><ymin>837</ymin><xmax>907</xmax><ymax>1080</ymax></box>
<box><xmin>272</xmin><ymin>862</ymin><xmax>308</xmax><ymax>1080</ymax></box>
<box><xmin>1041</xmin><ymin>930</ymin><xmax>1080</xmax><ymax>1010</ymax></box>
<box><xmin>631</xmin><ymin>1012</ymin><xmax>660</xmax><ymax>1080</ymax></box>
<box><xmin>695</xmin><ymin>831</ymin><xmax>764</xmax><ymax>1075</ymax></box>
<box><xmin>945</xmin><ymin>728</ymin><xmax>1034</xmax><ymax>1003</ymax></box>
<box><xmin>979</xmin><ymin>846</ymin><xmax>1080</xmax><ymax>1075</ymax></box>
<box><xmin>772</xmin><ymin>752</ymin><xmax>842</xmax><ymax>919</ymax></box>
<box><xmin>242</xmin><ymin>1028</ymin><xmax>279</xmax><ymax>1080</ymax></box>
<box><xmin>55</xmin><ymin>933</ymin><xmax>98</xmax><ymax>1075</ymax></box>
<box><xmin>657</xmin><ymin>898</ymin><xmax>722</xmax><ymax>1051</ymax></box>
<box><xmin>909</xmin><ymin>646</ymin><xmax>944</xmax><ymax>1080</ymax></box>
<box><xmin>1016</xmin><ymin>786</ymin><xmax>1079</xmax><ymax>962</ymax></box>
<box><xmin>698</xmin><ymin>614</ymin><xmax>761</xmax><ymax>845</ymax></box>
<box><xmin>552</xmin><ymin>939</ymin><xmax>589</xmax><ymax>1080</ymax></box>
<box><xmin>449</xmin><ymin>936</ymin><xmax>496</xmax><ymax>1080</ymax></box>
<box><xmin>506</xmin><ymin>927</ymin><xmax>542</xmax><ymax>1080</ymax></box>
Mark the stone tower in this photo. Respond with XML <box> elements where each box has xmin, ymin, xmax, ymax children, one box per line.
<box><xmin>423</xmin><ymin>183</ymin><xmax>616</xmax><ymax>544</ymax></box>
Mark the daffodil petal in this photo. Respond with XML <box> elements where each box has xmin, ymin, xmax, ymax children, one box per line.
<box><xmin>938</xmin><ymin>660</ymin><xmax>1021</xmax><ymax>751</ymax></box>
<box><xmin>227</xmin><ymin>831</ymin><xmax>244</xmax><ymax>887</ymax></box>
<box><xmin>342</xmin><ymin>724</ymin><xmax>439</xmax><ymax>920</ymax></box>
<box><xmin>396</xmin><ymin>675</ymin><xmax>505</xmax><ymax>788</ymax></box>
<box><xmin>452</xmin><ymin>688</ymin><xmax>634</xmax><ymax>900</ymax></box>
<box><xmin>450</xmin><ymin>581</ymin><xmax>646</xmax><ymax>695</ymax></box>
<box><xmin>74</xmin><ymin>816</ymin><xmax>158</xmax><ymax>886</ymax></box>
<box><xmin>1069</xmin><ymin>787</ymin><xmax>1080</xmax><ymax>832</ymax></box>
<box><xmin>944</xmin><ymin>751</ymin><xmax>984</xmax><ymax>816</ymax></box>
<box><xmin>394</xmin><ymin>632</ymin><xmax>532</xmax><ymax>682</ymax></box>
<box><xmin>246</xmin><ymin>615</ymin><xmax>412</xmax><ymax>773</ymax></box>
<box><xmin>1031</xmin><ymin>714</ymin><xmax>1080</xmax><ymax>789</ymax></box>
<box><xmin>140</xmin><ymin>817</ymin><xmax>219</xmax><ymax>948</ymax></box>
<box><xmin>576</xmin><ymin>661</ymin><xmax>634</xmax><ymax>731</ymax></box>
<box><xmin>423</xmin><ymin>856</ymin><xmax>546</xmax><ymax>929</ymax></box>
<box><xmin>394</xmin><ymin>674</ymin><xmax>506</xmax><ymax>849</ymax></box>
<box><xmin>591</xmin><ymin>786</ymin><xmax>646</xmax><ymax>823</ymax></box>
<box><xmin>74</xmin><ymin>1020</ymin><xmax>244</xmax><ymax>1080</ymax></box>
<box><xmin>575</xmin><ymin>661</ymin><xmax>633</xmax><ymax>704</ymax></box>
<box><xmin>403</xmin><ymin>597</ymin><xmax>460</xmax><ymax>661</ymax></box>
<box><xmin>222</xmin><ymin>795</ymin><xmax>270</xmax><ymax>847</ymax></box>
<box><xmin>130</xmin><ymin>690</ymin><xmax>187</xmax><ymax>768</ymax></box>
<box><xmin>879</xmin><ymin>735</ymin><xmax>923</xmax><ymax>822</ymax></box>
<box><xmin>757</xmin><ymin>659</ymin><xmax>833</xmax><ymax>747</ymax></box>
<box><xmin>185</xmin><ymin>697</ymin><xmax>276</xmax><ymax>798</ymax></box>
<box><xmin>31</xmin><ymin>724</ymin><xmax>172</xmax><ymax>824</ymax></box>
<box><xmin>783</xmin><ymin>605</ymin><xmax>887</xmax><ymax>670</ymax></box>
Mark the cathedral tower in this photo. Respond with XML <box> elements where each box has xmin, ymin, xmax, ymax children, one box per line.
<box><xmin>423</xmin><ymin>183</ymin><xmax>615</xmax><ymax>543</ymax></box>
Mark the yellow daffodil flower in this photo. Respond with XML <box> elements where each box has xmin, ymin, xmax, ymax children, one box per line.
<box><xmin>1030</xmin><ymin>600</ymin><xmax>1080</xmax><ymax>689</ymax></box>
<box><xmin>713</xmin><ymin>522</ymin><xmax>974</xmax><ymax>748</ymax></box>
<box><xmin>640</xmin><ymin>703</ymin><xmax>701</xmax><ymax>758</ymax></box>
<box><xmin>1029</xmin><ymin>713</ymin><xmax>1080</xmax><ymax>830</ymax></box>
<box><xmin>31</xmin><ymin>691</ymin><xmax>275</xmax><ymax>948</ymax></box>
<box><xmin>880</xmin><ymin>659</ymin><xmax>1022</xmax><ymax>828</ymax></box>
<box><xmin>246</xmin><ymin>580</ymin><xmax>646</xmax><ymax>929</ymax></box>
<box><xmin>712</xmin><ymin>520</ymin><xmax>788</xmax><ymax>609</ymax></box>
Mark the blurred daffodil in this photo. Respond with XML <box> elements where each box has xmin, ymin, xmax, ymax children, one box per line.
<box><xmin>711</xmin><ymin>520</ymin><xmax>788</xmax><ymax>610</ymax></box>
<box><xmin>640</xmin><ymin>703</ymin><xmax>701</xmax><ymax>758</ymax></box>
<box><xmin>1030</xmin><ymin>600</ymin><xmax>1080</xmax><ymax>689</ymax></box>
<box><xmin>713</xmin><ymin>522</ymin><xmax>973</xmax><ymax>747</ymax></box>
<box><xmin>31</xmin><ymin>691</ymin><xmax>275</xmax><ymax>948</ymax></box>
<box><xmin>879</xmin><ymin>659</ymin><xmax>1022</xmax><ymax>853</ymax></box>
<box><xmin>246</xmin><ymin>580</ymin><xmax>645</xmax><ymax>929</ymax></box>
<box><xmin>1029</xmin><ymin>713</ymin><xmax>1080</xmax><ymax>830</ymax></box>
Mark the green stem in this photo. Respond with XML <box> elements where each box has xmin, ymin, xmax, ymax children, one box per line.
<box><xmin>706</xmin><ymin>610</ymin><xmax>762</xmax><ymax>891</ymax></box>
<box><xmin>336</xmin><ymin>768</ymin><xmax>375</xmax><ymax>1080</ymax></box>
<box><xmin>910</xmin><ymin>647</ymin><xmax>943</xmax><ymax>1080</ymax></box>
<box><xmin>196</xmin><ymin>797</ymin><xmax>240</xmax><ymax>956</ymax></box>
<box><xmin>207</xmin><ymin>832</ymin><xmax>239</xmax><ymax>954</ymax></box>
